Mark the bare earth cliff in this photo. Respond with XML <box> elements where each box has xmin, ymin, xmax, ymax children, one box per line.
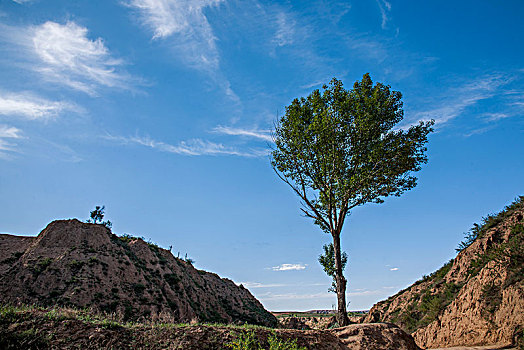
<box><xmin>0</xmin><ymin>219</ymin><xmax>277</xmax><ymax>327</ymax></box>
<box><xmin>364</xmin><ymin>197</ymin><xmax>524</xmax><ymax>349</ymax></box>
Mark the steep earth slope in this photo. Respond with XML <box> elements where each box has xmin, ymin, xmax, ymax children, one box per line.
<box><xmin>364</xmin><ymin>197</ymin><xmax>524</xmax><ymax>348</ymax></box>
<box><xmin>0</xmin><ymin>219</ymin><xmax>277</xmax><ymax>327</ymax></box>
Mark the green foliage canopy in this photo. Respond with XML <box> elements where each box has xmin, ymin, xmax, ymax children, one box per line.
<box><xmin>271</xmin><ymin>74</ymin><xmax>434</xmax><ymax>236</ymax></box>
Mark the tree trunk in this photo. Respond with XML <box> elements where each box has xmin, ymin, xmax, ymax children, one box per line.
<box><xmin>332</xmin><ymin>231</ymin><xmax>349</xmax><ymax>326</ymax></box>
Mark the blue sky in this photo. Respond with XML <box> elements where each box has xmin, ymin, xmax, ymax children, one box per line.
<box><xmin>0</xmin><ymin>0</ymin><xmax>523</xmax><ymax>311</ymax></box>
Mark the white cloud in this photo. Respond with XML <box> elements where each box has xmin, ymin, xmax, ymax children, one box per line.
<box><xmin>376</xmin><ymin>0</ymin><xmax>391</xmax><ymax>29</ymax></box>
<box><xmin>106</xmin><ymin>133</ymin><xmax>267</xmax><ymax>157</ymax></box>
<box><xmin>0</xmin><ymin>125</ymin><xmax>21</xmax><ymax>139</ymax></box>
<box><xmin>30</xmin><ymin>21</ymin><xmax>133</xmax><ymax>95</ymax></box>
<box><xmin>126</xmin><ymin>0</ymin><xmax>222</xmax><ymax>70</ymax></box>
<box><xmin>12</xmin><ymin>0</ymin><xmax>31</xmax><ymax>3</ymax></box>
<box><xmin>464</xmin><ymin>125</ymin><xmax>496</xmax><ymax>137</ymax></box>
<box><xmin>212</xmin><ymin>125</ymin><xmax>273</xmax><ymax>142</ymax></box>
<box><xmin>271</xmin><ymin>263</ymin><xmax>307</xmax><ymax>271</ymax></box>
<box><xmin>124</xmin><ymin>0</ymin><xmax>240</xmax><ymax>102</ymax></box>
<box><xmin>256</xmin><ymin>287</ymin><xmax>399</xmax><ymax>301</ymax></box>
<box><xmin>348</xmin><ymin>287</ymin><xmax>397</xmax><ymax>296</ymax></box>
<box><xmin>482</xmin><ymin>112</ymin><xmax>510</xmax><ymax>121</ymax></box>
<box><xmin>0</xmin><ymin>21</ymin><xmax>136</xmax><ymax>95</ymax></box>
<box><xmin>346</xmin><ymin>34</ymin><xmax>388</xmax><ymax>63</ymax></box>
<box><xmin>408</xmin><ymin>74</ymin><xmax>509</xmax><ymax>127</ymax></box>
<box><xmin>300</xmin><ymin>80</ymin><xmax>325</xmax><ymax>90</ymax></box>
<box><xmin>0</xmin><ymin>124</ymin><xmax>22</xmax><ymax>158</ymax></box>
<box><xmin>272</xmin><ymin>11</ymin><xmax>295</xmax><ymax>48</ymax></box>
<box><xmin>238</xmin><ymin>281</ymin><xmax>326</xmax><ymax>289</ymax></box>
<box><xmin>0</xmin><ymin>92</ymin><xmax>78</xmax><ymax>120</ymax></box>
<box><xmin>258</xmin><ymin>292</ymin><xmax>331</xmax><ymax>301</ymax></box>
<box><xmin>238</xmin><ymin>282</ymin><xmax>288</xmax><ymax>289</ymax></box>
<box><xmin>389</xmin><ymin>267</ymin><xmax>399</xmax><ymax>271</ymax></box>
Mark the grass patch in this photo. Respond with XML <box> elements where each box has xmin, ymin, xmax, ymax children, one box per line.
<box><xmin>68</xmin><ymin>259</ymin><xmax>84</xmax><ymax>270</ymax></box>
<box><xmin>227</xmin><ymin>330</ymin><xmax>306</xmax><ymax>350</ymax></box>
<box><xmin>33</xmin><ymin>257</ymin><xmax>53</xmax><ymax>274</ymax></box>
<box><xmin>0</xmin><ymin>327</ymin><xmax>50</xmax><ymax>350</ymax></box>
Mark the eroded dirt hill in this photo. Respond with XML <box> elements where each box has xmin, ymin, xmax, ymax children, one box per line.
<box><xmin>0</xmin><ymin>219</ymin><xmax>277</xmax><ymax>327</ymax></box>
<box><xmin>364</xmin><ymin>197</ymin><xmax>524</xmax><ymax>349</ymax></box>
<box><xmin>0</xmin><ymin>305</ymin><xmax>421</xmax><ymax>350</ymax></box>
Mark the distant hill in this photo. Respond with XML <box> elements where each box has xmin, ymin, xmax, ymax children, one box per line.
<box><xmin>363</xmin><ymin>196</ymin><xmax>524</xmax><ymax>348</ymax></box>
<box><xmin>0</xmin><ymin>219</ymin><xmax>277</xmax><ymax>327</ymax></box>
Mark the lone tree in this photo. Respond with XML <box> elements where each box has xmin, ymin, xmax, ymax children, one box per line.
<box><xmin>87</xmin><ymin>205</ymin><xmax>112</xmax><ymax>229</ymax></box>
<box><xmin>271</xmin><ymin>74</ymin><xmax>433</xmax><ymax>326</ymax></box>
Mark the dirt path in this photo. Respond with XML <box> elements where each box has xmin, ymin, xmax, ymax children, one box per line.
<box><xmin>428</xmin><ymin>346</ymin><xmax>516</xmax><ymax>350</ymax></box>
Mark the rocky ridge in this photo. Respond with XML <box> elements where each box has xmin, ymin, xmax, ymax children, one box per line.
<box><xmin>0</xmin><ymin>219</ymin><xmax>277</xmax><ymax>327</ymax></box>
<box><xmin>364</xmin><ymin>197</ymin><xmax>524</xmax><ymax>348</ymax></box>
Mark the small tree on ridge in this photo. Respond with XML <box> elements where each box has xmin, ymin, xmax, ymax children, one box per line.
<box><xmin>88</xmin><ymin>205</ymin><xmax>112</xmax><ymax>229</ymax></box>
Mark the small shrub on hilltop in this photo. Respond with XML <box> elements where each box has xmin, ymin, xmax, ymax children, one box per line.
<box><xmin>87</xmin><ymin>205</ymin><xmax>112</xmax><ymax>229</ymax></box>
<box><xmin>457</xmin><ymin>195</ymin><xmax>524</xmax><ymax>253</ymax></box>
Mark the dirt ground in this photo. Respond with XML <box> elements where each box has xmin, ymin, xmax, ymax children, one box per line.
<box><xmin>428</xmin><ymin>346</ymin><xmax>517</xmax><ymax>350</ymax></box>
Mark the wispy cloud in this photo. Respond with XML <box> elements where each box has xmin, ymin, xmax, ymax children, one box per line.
<box><xmin>346</xmin><ymin>34</ymin><xmax>388</xmax><ymax>63</ymax></box>
<box><xmin>349</xmin><ymin>287</ymin><xmax>397</xmax><ymax>296</ymax></box>
<box><xmin>300</xmin><ymin>80</ymin><xmax>326</xmax><ymax>90</ymax></box>
<box><xmin>270</xmin><ymin>263</ymin><xmax>307</xmax><ymax>271</ymax></box>
<box><xmin>258</xmin><ymin>292</ymin><xmax>331</xmax><ymax>301</ymax></box>
<box><xmin>238</xmin><ymin>281</ymin><xmax>326</xmax><ymax>289</ymax></box>
<box><xmin>257</xmin><ymin>286</ymin><xmax>398</xmax><ymax>302</ymax></box>
<box><xmin>376</xmin><ymin>0</ymin><xmax>391</xmax><ymax>29</ymax></box>
<box><xmin>463</xmin><ymin>125</ymin><xmax>496</xmax><ymax>137</ymax></box>
<box><xmin>238</xmin><ymin>282</ymin><xmax>288</xmax><ymax>289</ymax></box>
<box><xmin>0</xmin><ymin>92</ymin><xmax>78</xmax><ymax>120</ymax></box>
<box><xmin>29</xmin><ymin>21</ymin><xmax>134</xmax><ymax>95</ymax></box>
<box><xmin>0</xmin><ymin>124</ymin><xmax>22</xmax><ymax>158</ymax></box>
<box><xmin>106</xmin><ymin>133</ymin><xmax>267</xmax><ymax>157</ymax></box>
<box><xmin>408</xmin><ymin>74</ymin><xmax>510</xmax><ymax>126</ymax></box>
<box><xmin>124</xmin><ymin>0</ymin><xmax>239</xmax><ymax>101</ymax></box>
<box><xmin>0</xmin><ymin>21</ymin><xmax>138</xmax><ymax>95</ymax></box>
<box><xmin>126</xmin><ymin>0</ymin><xmax>222</xmax><ymax>70</ymax></box>
<box><xmin>482</xmin><ymin>112</ymin><xmax>511</xmax><ymax>122</ymax></box>
<box><xmin>212</xmin><ymin>125</ymin><xmax>273</xmax><ymax>142</ymax></box>
<box><xmin>272</xmin><ymin>11</ymin><xmax>295</xmax><ymax>49</ymax></box>
<box><xmin>389</xmin><ymin>267</ymin><xmax>399</xmax><ymax>271</ymax></box>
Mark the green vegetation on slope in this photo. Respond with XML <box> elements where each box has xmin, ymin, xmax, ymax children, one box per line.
<box><xmin>0</xmin><ymin>304</ymin><xmax>285</xmax><ymax>350</ymax></box>
<box><xmin>457</xmin><ymin>195</ymin><xmax>524</xmax><ymax>253</ymax></box>
<box><xmin>387</xmin><ymin>259</ymin><xmax>462</xmax><ymax>333</ymax></box>
<box><xmin>383</xmin><ymin>196</ymin><xmax>523</xmax><ymax>333</ymax></box>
